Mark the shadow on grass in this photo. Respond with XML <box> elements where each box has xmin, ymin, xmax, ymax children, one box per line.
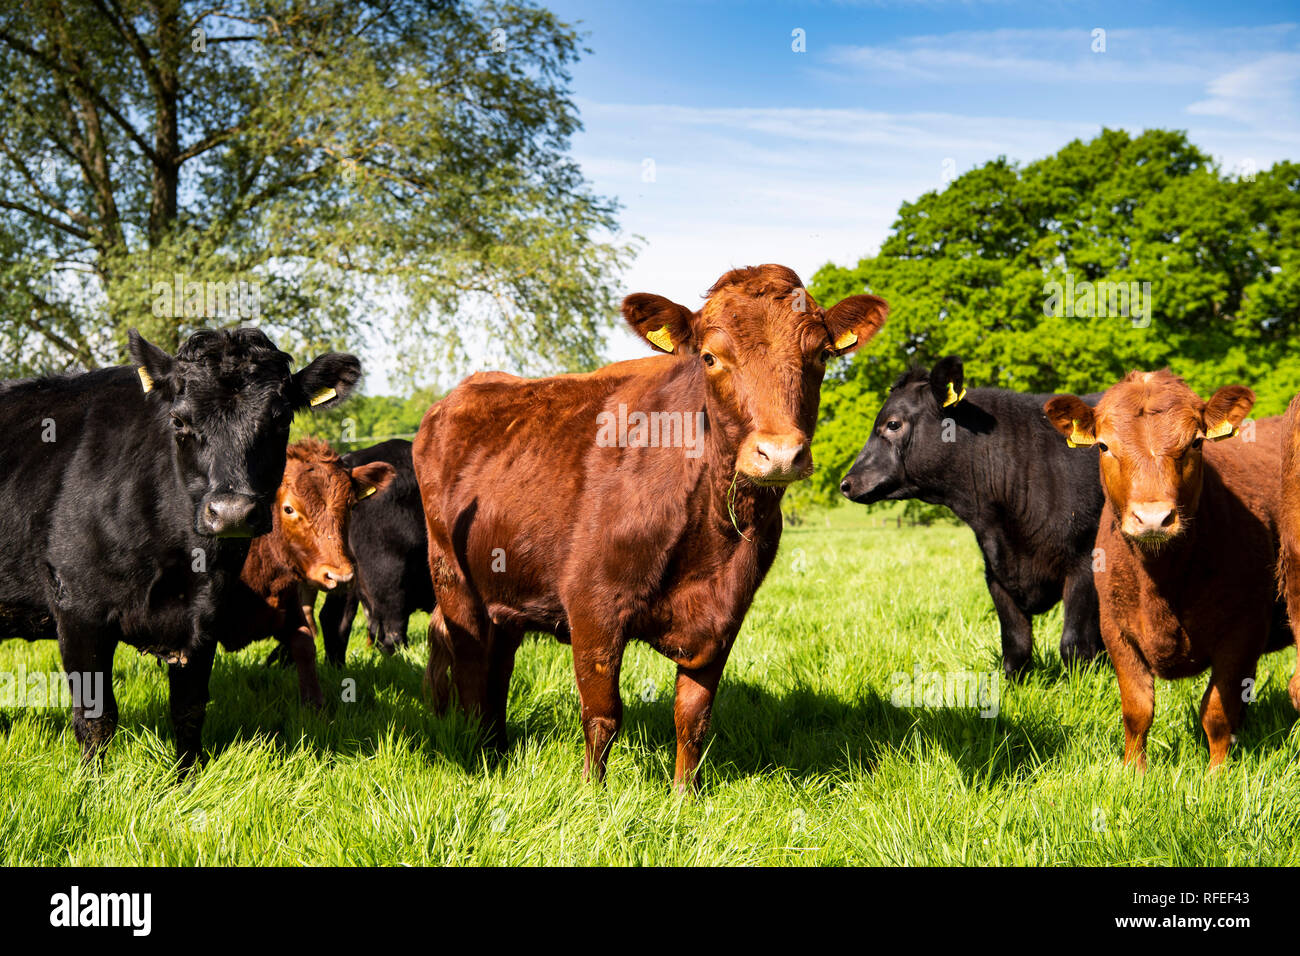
<box><xmin>9</xmin><ymin>637</ymin><xmax>1293</xmax><ymax>789</ymax></box>
<box><xmin>1</xmin><ymin>643</ymin><xmax>487</xmax><ymax>774</ymax></box>
<box><xmin>617</xmin><ymin>680</ymin><xmax>1064</xmax><ymax>788</ymax></box>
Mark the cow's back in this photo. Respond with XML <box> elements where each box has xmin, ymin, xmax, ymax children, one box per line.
<box><xmin>947</xmin><ymin>387</ymin><xmax>1105</xmax><ymax>607</ymax></box>
<box><xmin>415</xmin><ymin>356</ymin><xmax>708</xmax><ymax>630</ymax></box>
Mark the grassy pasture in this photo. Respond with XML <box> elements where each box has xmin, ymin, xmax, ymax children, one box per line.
<box><xmin>2</xmin><ymin>506</ymin><xmax>1297</xmax><ymax>866</ymax></box>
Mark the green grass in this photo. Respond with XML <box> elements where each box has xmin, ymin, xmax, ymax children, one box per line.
<box><xmin>2</xmin><ymin>506</ymin><xmax>1298</xmax><ymax>865</ymax></box>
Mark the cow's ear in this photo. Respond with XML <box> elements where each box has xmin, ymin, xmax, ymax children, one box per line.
<box><xmin>292</xmin><ymin>353</ymin><xmax>362</xmax><ymax>410</ymax></box>
<box><xmin>929</xmin><ymin>356</ymin><xmax>965</xmax><ymax>408</ymax></box>
<box><xmin>351</xmin><ymin>461</ymin><xmax>396</xmax><ymax>501</ymax></box>
<box><xmin>1203</xmin><ymin>385</ymin><xmax>1255</xmax><ymax>441</ymax></box>
<box><xmin>1044</xmin><ymin>395</ymin><xmax>1097</xmax><ymax>447</ymax></box>
<box><xmin>128</xmin><ymin>329</ymin><xmax>176</xmax><ymax>398</ymax></box>
<box><xmin>824</xmin><ymin>294</ymin><xmax>889</xmax><ymax>356</ymax></box>
<box><xmin>622</xmin><ymin>293</ymin><xmax>696</xmax><ymax>354</ymax></box>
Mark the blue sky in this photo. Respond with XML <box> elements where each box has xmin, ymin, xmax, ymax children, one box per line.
<box><xmin>540</xmin><ymin>0</ymin><xmax>1300</xmax><ymax>361</ymax></box>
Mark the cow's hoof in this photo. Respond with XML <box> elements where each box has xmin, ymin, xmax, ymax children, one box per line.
<box><xmin>1003</xmin><ymin>658</ymin><xmax>1032</xmax><ymax>682</ymax></box>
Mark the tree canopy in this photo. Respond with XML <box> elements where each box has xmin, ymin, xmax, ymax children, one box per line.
<box><xmin>800</xmin><ymin>128</ymin><xmax>1300</xmax><ymax>508</ymax></box>
<box><xmin>0</xmin><ymin>0</ymin><xmax>632</xmax><ymax>385</ymax></box>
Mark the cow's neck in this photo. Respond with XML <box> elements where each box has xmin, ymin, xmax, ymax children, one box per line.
<box><xmin>1119</xmin><ymin>510</ymin><xmax>1202</xmax><ymax>597</ymax></box>
<box><xmin>700</xmin><ymin>407</ymin><xmax>786</xmax><ymax>540</ymax></box>
<box><xmin>706</xmin><ymin>467</ymin><xmax>786</xmax><ymax>538</ymax></box>
<box><xmin>243</xmin><ymin>530</ymin><xmax>301</xmax><ymax>598</ymax></box>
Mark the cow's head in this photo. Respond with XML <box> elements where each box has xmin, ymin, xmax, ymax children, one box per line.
<box><xmin>839</xmin><ymin>356</ymin><xmax>967</xmax><ymax>503</ymax></box>
<box><xmin>273</xmin><ymin>439</ymin><xmax>395</xmax><ymax>590</ymax></box>
<box><xmin>129</xmin><ymin>328</ymin><xmax>363</xmax><ymax>538</ymax></box>
<box><xmin>1045</xmin><ymin>370</ymin><xmax>1254</xmax><ymax>548</ymax></box>
<box><xmin>622</xmin><ymin>264</ymin><xmax>888</xmax><ymax>485</ymax></box>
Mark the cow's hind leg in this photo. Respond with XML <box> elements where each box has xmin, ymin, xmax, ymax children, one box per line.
<box><xmin>987</xmin><ymin>575</ymin><xmax>1033</xmax><ymax>679</ymax></box>
<box><xmin>427</xmin><ymin>582</ymin><xmax>492</xmax><ymax>733</ymax></box>
<box><xmin>485</xmin><ymin>623</ymin><xmax>523</xmax><ymax>753</ymax></box>
<box><xmin>1060</xmin><ymin>568</ymin><xmax>1103</xmax><ymax>665</ymax></box>
<box><xmin>168</xmin><ymin>638</ymin><xmax>217</xmax><ymax>775</ymax></box>
<box><xmin>57</xmin><ymin>623</ymin><xmax>119</xmax><ymax>763</ymax></box>
<box><xmin>425</xmin><ymin>606</ymin><xmax>454</xmax><ymax>713</ymax></box>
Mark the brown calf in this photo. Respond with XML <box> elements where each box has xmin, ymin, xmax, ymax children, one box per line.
<box><xmin>221</xmin><ymin>438</ymin><xmax>395</xmax><ymax>704</ymax></box>
<box><xmin>1281</xmin><ymin>391</ymin><xmax>1300</xmax><ymax>711</ymax></box>
<box><xmin>413</xmin><ymin>264</ymin><xmax>887</xmax><ymax>788</ymax></box>
<box><xmin>1045</xmin><ymin>370</ymin><xmax>1295</xmax><ymax>769</ymax></box>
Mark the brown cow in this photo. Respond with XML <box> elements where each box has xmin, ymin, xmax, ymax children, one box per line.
<box><xmin>1045</xmin><ymin>370</ymin><xmax>1295</xmax><ymax>770</ymax></box>
<box><xmin>1281</xmin><ymin>391</ymin><xmax>1300</xmax><ymax>711</ymax></box>
<box><xmin>220</xmin><ymin>438</ymin><xmax>395</xmax><ymax>705</ymax></box>
<box><xmin>412</xmin><ymin>264</ymin><xmax>888</xmax><ymax>789</ymax></box>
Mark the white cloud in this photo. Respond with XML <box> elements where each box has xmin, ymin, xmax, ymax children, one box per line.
<box><xmin>1188</xmin><ymin>52</ymin><xmax>1300</xmax><ymax>125</ymax></box>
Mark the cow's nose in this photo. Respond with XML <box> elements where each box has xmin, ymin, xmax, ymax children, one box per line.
<box><xmin>200</xmin><ymin>494</ymin><xmax>262</xmax><ymax>538</ymax></box>
<box><xmin>314</xmin><ymin>566</ymin><xmax>354</xmax><ymax>589</ymax></box>
<box><xmin>840</xmin><ymin>476</ymin><xmax>854</xmax><ymax>497</ymax></box>
<box><xmin>746</xmin><ymin>434</ymin><xmax>810</xmax><ymax>482</ymax></box>
<box><xmin>1128</xmin><ymin>502</ymin><xmax>1177</xmax><ymax>536</ymax></box>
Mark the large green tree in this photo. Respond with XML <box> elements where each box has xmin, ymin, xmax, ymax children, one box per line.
<box><xmin>0</xmin><ymin>0</ymin><xmax>632</xmax><ymax>383</ymax></box>
<box><xmin>801</xmin><ymin>128</ymin><xmax>1300</xmax><ymax>507</ymax></box>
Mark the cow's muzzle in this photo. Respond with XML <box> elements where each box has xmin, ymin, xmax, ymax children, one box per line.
<box><xmin>839</xmin><ymin>465</ymin><xmax>895</xmax><ymax>504</ymax></box>
<box><xmin>198</xmin><ymin>493</ymin><xmax>268</xmax><ymax>538</ymax></box>
<box><xmin>737</xmin><ymin>432</ymin><xmax>812</xmax><ymax>485</ymax></box>
<box><xmin>309</xmin><ymin>564</ymin><xmax>355</xmax><ymax>590</ymax></box>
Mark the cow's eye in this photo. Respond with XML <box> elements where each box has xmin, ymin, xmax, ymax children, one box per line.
<box><xmin>701</xmin><ymin>352</ymin><xmax>716</xmax><ymax>368</ymax></box>
<box><xmin>170</xmin><ymin>415</ymin><xmax>188</xmax><ymax>432</ymax></box>
<box><xmin>820</xmin><ymin>348</ymin><xmax>833</xmax><ymax>363</ymax></box>
<box><xmin>283</xmin><ymin>504</ymin><xmax>295</xmax><ymax>517</ymax></box>
<box><xmin>1097</xmin><ymin>442</ymin><xmax>1109</xmax><ymax>453</ymax></box>
<box><xmin>1192</xmin><ymin>437</ymin><xmax>1204</xmax><ymax>450</ymax></box>
<box><xmin>886</xmin><ymin>420</ymin><xmax>902</xmax><ymax>432</ymax></box>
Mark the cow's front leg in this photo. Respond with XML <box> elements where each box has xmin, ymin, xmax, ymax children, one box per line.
<box><xmin>168</xmin><ymin>638</ymin><xmax>216</xmax><ymax>775</ymax></box>
<box><xmin>570</xmin><ymin>619</ymin><xmax>625</xmax><ymax>783</ymax></box>
<box><xmin>672</xmin><ymin>643</ymin><xmax>734</xmax><ymax>793</ymax></box>
<box><xmin>987</xmin><ymin>575</ymin><xmax>1034</xmax><ymax>680</ymax></box>
<box><xmin>1112</xmin><ymin>639</ymin><xmax>1154</xmax><ymax>771</ymax></box>
<box><xmin>319</xmin><ymin>586</ymin><xmax>356</xmax><ymax>667</ymax></box>
<box><xmin>286</xmin><ymin>586</ymin><xmax>325</xmax><ymax>709</ymax></box>
<box><xmin>57</xmin><ymin>623</ymin><xmax>119</xmax><ymax>763</ymax></box>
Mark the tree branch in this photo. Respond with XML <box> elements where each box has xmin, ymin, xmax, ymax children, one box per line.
<box><xmin>0</xmin><ymin>198</ymin><xmax>92</xmax><ymax>240</ymax></box>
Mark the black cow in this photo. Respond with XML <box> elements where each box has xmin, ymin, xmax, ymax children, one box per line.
<box><xmin>0</xmin><ymin>328</ymin><xmax>360</xmax><ymax>769</ymax></box>
<box><xmin>839</xmin><ymin>356</ymin><xmax>1105</xmax><ymax>677</ymax></box>
<box><xmin>318</xmin><ymin>439</ymin><xmax>433</xmax><ymax>665</ymax></box>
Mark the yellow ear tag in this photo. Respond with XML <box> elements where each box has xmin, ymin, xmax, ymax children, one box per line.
<box><xmin>646</xmin><ymin>325</ymin><xmax>674</xmax><ymax>353</ymax></box>
<box><xmin>1066</xmin><ymin>419</ymin><xmax>1097</xmax><ymax>449</ymax></box>
<box><xmin>358</xmin><ymin>485</ymin><xmax>377</xmax><ymax>499</ymax></box>
<box><xmin>137</xmin><ymin>367</ymin><xmax>154</xmax><ymax>393</ymax></box>
<box><xmin>942</xmin><ymin>383</ymin><xmax>966</xmax><ymax>408</ymax></box>
<box><xmin>1206</xmin><ymin>420</ymin><xmax>1238</xmax><ymax>441</ymax></box>
<box><xmin>833</xmin><ymin>330</ymin><xmax>858</xmax><ymax>352</ymax></box>
<box><xmin>309</xmin><ymin>387</ymin><xmax>337</xmax><ymax>407</ymax></box>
